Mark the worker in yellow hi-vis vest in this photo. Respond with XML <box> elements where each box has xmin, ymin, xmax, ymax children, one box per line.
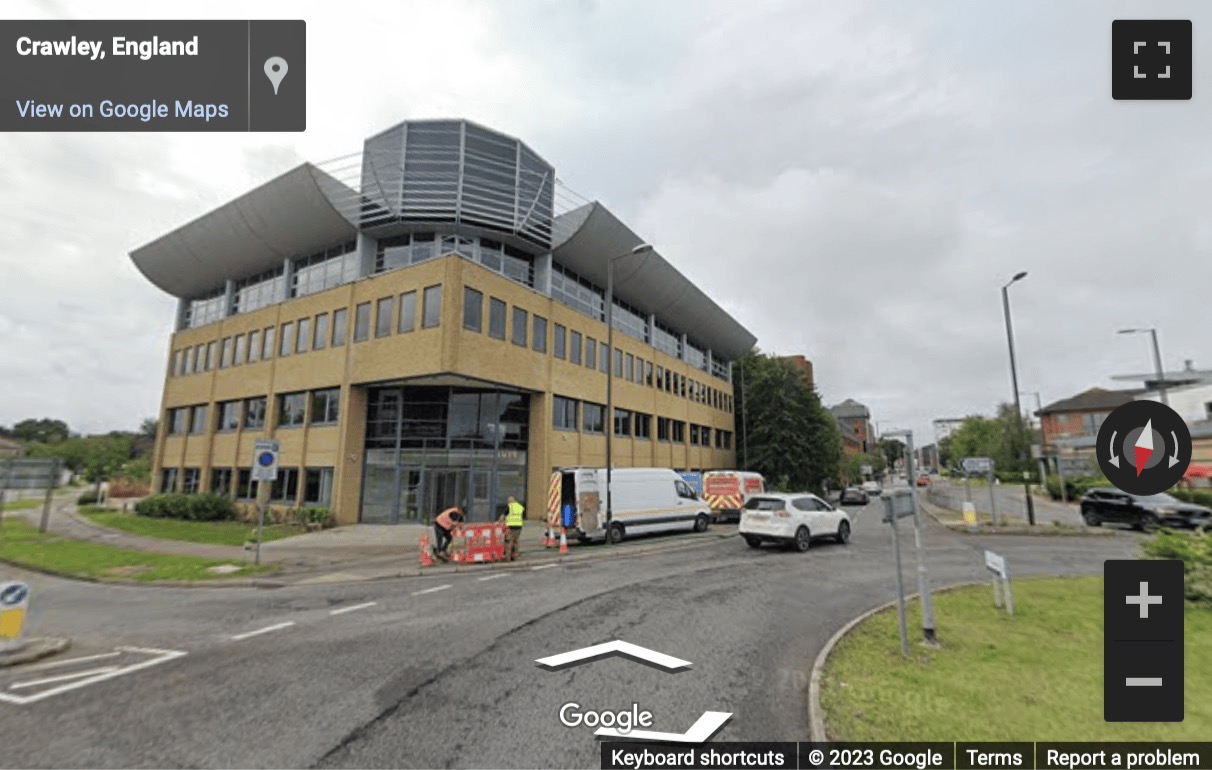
<box><xmin>499</xmin><ymin>496</ymin><xmax>525</xmax><ymax>561</ymax></box>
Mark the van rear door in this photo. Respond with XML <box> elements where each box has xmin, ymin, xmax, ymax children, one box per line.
<box><xmin>575</xmin><ymin>468</ymin><xmax>602</xmax><ymax>534</ymax></box>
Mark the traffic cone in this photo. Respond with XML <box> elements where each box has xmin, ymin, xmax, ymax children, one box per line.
<box><xmin>559</xmin><ymin>528</ymin><xmax>568</xmax><ymax>555</ymax></box>
<box><xmin>419</xmin><ymin>534</ymin><xmax>434</xmax><ymax>568</ymax></box>
<box><xmin>544</xmin><ymin>526</ymin><xmax>555</xmax><ymax>548</ymax></box>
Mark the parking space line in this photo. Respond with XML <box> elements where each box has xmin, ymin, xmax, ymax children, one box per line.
<box><xmin>10</xmin><ymin>666</ymin><xmax>120</xmax><ymax>690</ymax></box>
<box><xmin>23</xmin><ymin>651</ymin><xmax>121</xmax><ymax>672</ymax></box>
<box><xmin>411</xmin><ymin>584</ymin><xmax>451</xmax><ymax>596</ymax></box>
<box><xmin>230</xmin><ymin>621</ymin><xmax>295</xmax><ymax>641</ymax></box>
<box><xmin>530</xmin><ymin>564</ymin><xmax>558</xmax><ymax>571</ymax></box>
<box><xmin>477</xmin><ymin>574</ymin><xmax>508</xmax><ymax>581</ymax></box>
<box><xmin>329</xmin><ymin>601</ymin><xmax>377</xmax><ymax>616</ymax></box>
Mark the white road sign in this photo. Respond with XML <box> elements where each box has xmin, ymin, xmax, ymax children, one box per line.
<box><xmin>984</xmin><ymin>550</ymin><xmax>1007</xmax><ymax>577</ymax></box>
<box><xmin>251</xmin><ymin>439</ymin><xmax>279</xmax><ymax>482</ymax></box>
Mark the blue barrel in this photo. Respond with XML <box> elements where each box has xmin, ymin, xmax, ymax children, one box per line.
<box><xmin>562</xmin><ymin>504</ymin><xmax>575</xmax><ymax>528</ymax></box>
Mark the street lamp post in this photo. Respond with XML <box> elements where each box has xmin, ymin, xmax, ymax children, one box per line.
<box><xmin>1118</xmin><ymin>328</ymin><xmax>1169</xmax><ymax>406</ymax></box>
<box><xmin>1002</xmin><ymin>272</ymin><xmax>1036</xmax><ymax>526</ymax></box>
<box><xmin>605</xmin><ymin>243</ymin><xmax>653</xmax><ymax>543</ymax></box>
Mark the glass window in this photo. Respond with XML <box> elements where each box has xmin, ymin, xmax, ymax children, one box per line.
<box><xmin>582</xmin><ymin>402</ymin><xmax>605</xmax><ymax>434</ymax></box>
<box><xmin>169</xmin><ymin>408</ymin><xmax>188</xmax><ymax>434</ymax></box>
<box><xmin>190</xmin><ymin>405</ymin><xmax>208</xmax><ymax>434</ymax></box>
<box><xmin>244</xmin><ymin>397</ymin><xmax>266</xmax><ymax>429</ymax></box>
<box><xmin>297</xmin><ymin>317</ymin><xmax>311</xmax><ymax>353</ymax></box>
<box><xmin>217</xmin><ymin>401</ymin><xmax>241</xmax><ymax>432</ymax></box>
<box><xmin>600</xmin><ymin>344</ymin><xmax>609</xmax><ymax>373</ymax></box>
<box><xmin>690</xmin><ymin>425</ymin><xmax>700</xmax><ymax>445</ymax></box>
<box><xmin>586</xmin><ymin>337</ymin><xmax>597</xmax><ymax>369</ymax></box>
<box><xmin>673</xmin><ymin>421</ymin><xmax>685</xmax><ymax>442</ymax></box>
<box><xmin>262</xmin><ymin>326</ymin><xmax>275</xmax><ymax>360</ymax></box>
<box><xmin>234</xmin><ymin>334</ymin><xmax>246</xmax><ymax>366</ymax></box>
<box><xmin>236</xmin><ymin>469</ymin><xmax>255</xmax><ymax>500</ymax></box>
<box><xmin>626</xmin><ymin>353</ymin><xmax>634</xmax><ymax>381</ymax></box>
<box><xmin>210</xmin><ymin>468</ymin><xmax>233</xmax><ymax>496</ymax></box>
<box><xmin>332</xmin><ymin>308</ymin><xmax>348</xmax><ymax>346</ymax></box>
<box><xmin>248</xmin><ymin>331</ymin><xmax>262</xmax><ymax>363</ymax></box>
<box><xmin>570</xmin><ymin>330</ymin><xmax>582</xmax><ymax>364</ymax></box>
<box><xmin>553</xmin><ymin>324</ymin><xmax>566</xmax><ymax>359</ymax></box>
<box><xmin>194</xmin><ymin>344</ymin><xmax>205</xmax><ymax>371</ymax></box>
<box><xmin>422</xmin><ymin>285</ymin><xmax>442</xmax><ymax>328</ymax></box>
<box><xmin>533</xmin><ymin>315</ymin><xmax>547</xmax><ymax>353</ymax></box>
<box><xmin>171</xmin><ymin>350</ymin><xmax>183</xmax><ymax>377</ymax></box>
<box><xmin>488</xmin><ymin>297</ymin><xmax>506</xmax><ymax>339</ymax></box>
<box><xmin>304</xmin><ymin>468</ymin><xmax>334</xmax><ymax>506</ymax></box>
<box><xmin>634</xmin><ymin>413</ymin><xmax>651</xmax><ymax>440</ymax></box>
<box><xmin>314</xmin><ymin>313</ymin><xmax>329</xmax><ymax>350</ymax></box>
<box><xmin>280</xmin><ymin>321</ymin><xmax>294</xmax><ymax>357</ymax></box>
<box><xmin>657</xmin><ymin>416</ymin><xmax>670</xmax><ymax>442</ymax></box>
<box><xmin>160</xmin><ymin>467</ymin><xmax>179</xmax><ymax>493</ymax></box>
<box><xmin>232</xmin><ymin>268</ymin><xmax>285</xmax><ymax>314</ymax></box>
<box><xmin>512</xmin><ymin>307</ymin><xmax>528</xmax><ymax>347</ymax></box>
<box><xmin>614</xmin><ymin>348</ymin><xmax>623</xmax><ymax>377</ymax></box>
<box><xmin>463</xmin><ymin>287</ymin><xmax>483</xmax><ymax>332</ymax></box>
<box><xmin>701</xmin><ymin>426</ymin><xmax>711</xmax><ymax>446</ymax></box>
<box><xmin>185</xmin><ymin>347</ymin><xmax>196</xmax><ymax>374</ymax></box>
<box><xmin>645</xmin><ymin>361</ymin><xmax>654</xmax><ymax>387</ymax></box>
<box><xmin>278</xmin><ymin>392</ymin><xmax>307</xmax><ymax>427</ymax></box>
<box><xmin>271</xmin><ymin>468</ymin><xmax>300</xmax><ymax>503</ymax></box>
<box><xmin>220</xmin><ymin>337</ymin><xmax>233</xmax><ymax>368</ymax></box>
<box><xmin>292</xmin><ymin>242</ymin><xmax>359</xmax><ymax>297</ymax></box>
<box><xmin>376</xmin><ymin>296</ymin><xmax>394</xmax><ymax>338</ymax></box>
<box><xmin>613</xmin><ymin>408</ymin><xmax>631</xmax><ymax>437</ymax></box>
<box><xmin>182</xmin><ymin>468</ymin><xmax>200</xmax><ymax>494</ymax></box>
<box><xmin>553</xmin><ymin>396</ymin><xmax>578</xmax><ymax>431</ymax></box>
<box><xmin>354</xmin><ymin>302</ymin><xmax>371</xmax><ymax>341</ymax></box>
<box><xmin>311</xmin><ymin>388</ymin><xmax>341</xmax><ymax>425</ymax></box>
<box><xmin>205</xmin><ymin>341</ymin><xmax>216</xmax><ymax>370</ymax></box>
<box><xmin>398</xmin><ymin>291</ymin><xmax>417</xmax><ymax>333</ymax></box>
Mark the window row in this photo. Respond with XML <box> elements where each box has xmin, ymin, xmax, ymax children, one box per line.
<box><xmin>170</xmin><ymin>285</ymin><xmax>443</xmax><ymax>378</ymax></box>
<box><xmin>462</xmin><ymin>287</ymin><xmax>735</xmax><ymax>414</ymax></box>
<box><xmin>160</xmin><ymin>466</ymin><xmax>334</xmax><ymax>506</ymax></box>
<box><xmin>375</xmin><ymin>233</ymin><xmax>534</xmax><ymax>288</ymax></box>
<box><xmin>551</xmin><ymin>395</ymin><xmax>733</xmax><ymax>448</ymax></box>
<box><xmin>166</xmin><ymin>388</ymin><xmax>341</xmax><ymax>436</ymax></box>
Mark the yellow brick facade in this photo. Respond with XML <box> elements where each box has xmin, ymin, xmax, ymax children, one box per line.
<box><xmin>154</xmin><ymin>253</ymin><xmax>739</xmax><ymax>524</ymax></box>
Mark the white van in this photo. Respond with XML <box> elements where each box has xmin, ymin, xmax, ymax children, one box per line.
<box><xmin>702</xmin><ymin>470</ymin><xmax>766</xmax><ymax>523</ymax></box>
<box><xmin>548</xmin><ymin>468</ymin><xmax>713</xmax><ymax>544</ymax></box>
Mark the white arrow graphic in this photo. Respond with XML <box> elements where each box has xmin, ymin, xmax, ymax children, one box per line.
<box><xmin>595</xmin><ymin>711</ymin><xmax>732</xmax><ymax>743</ymax></box>
<box><xmin>1170</xmin><ymin>431</ymin><xmax>1182</xmax><ymax>468</ymax></box>
<box><xmin>1109</xmin><ymin>430</ymin><xmax>1120</xmax><ymax>468</ymax></box>
<box><xmin>535</xmin><ymin>640</ymin><xmax>692</xmax><ymax>672</ymax></box>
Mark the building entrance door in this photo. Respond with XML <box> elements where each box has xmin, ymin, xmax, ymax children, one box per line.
<box><xmin>424</xmin><ymin>469</ymin><xmax>468</xmax><ymax>522</ymax></box>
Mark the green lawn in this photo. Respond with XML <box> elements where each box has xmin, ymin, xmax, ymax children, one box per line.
<box><xmin>0</xmin><ymin>518</ymin><xmax>275</xmax><ymax>582</ymax></box>
<box><xmin>80</xmin><ymin>506</ymin><xmax>306</xmax><ymax>546</ymax></box>
<box><xmin>0</xmin><ymin>497</ymin><xmax>45</xmax><ymax>512</ymax></box>
<box><xmin>820</xmin><ymin>576</ymin><xmax>1212</xmax><ymax>741</ymax></box>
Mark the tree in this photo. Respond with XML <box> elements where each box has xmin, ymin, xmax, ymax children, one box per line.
<box><xmin>735</xmin><ymin>351</ymin><xmax>841</xmax><ymax>494</ymax></box>
<box><xmin>11</xmin><ymin>418</ymin><xmax>70</xmax><ymax>444</ymax></box>
<box><xmin>878</xmin><ymin>437</ymin><xmax>905</xmax><ymax>472</ymax></box>
<box><xmin>140</xmin><ymin>418</ymin><xmax>159</xmax><ymax>439</ymax></box>
<box><xmin>841</xmin><ymin>452</ymin><xmax>883</xmax><ymax>484</ymax></box>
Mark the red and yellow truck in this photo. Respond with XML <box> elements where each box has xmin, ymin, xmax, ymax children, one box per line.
<box><xmin>702</xmin><ymin>471</ymin><xmax>766</xmax><ymax>523</ymax></box>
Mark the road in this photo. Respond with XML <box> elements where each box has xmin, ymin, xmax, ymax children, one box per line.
<box><xmin>0</xmin><ymin>501</ymin><xmax>1140</xmax><ymax>769</ymax></box>
<box><xmin>924</xmin><ymin>478</ymin><xmax>1083</xmax><ymax>525</ymax></box>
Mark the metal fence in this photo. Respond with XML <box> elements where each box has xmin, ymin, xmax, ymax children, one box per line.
<box><xmin>925</xmin><ymin>479</ymin><xmax>1082</xmax><ymax>526</ymax></box>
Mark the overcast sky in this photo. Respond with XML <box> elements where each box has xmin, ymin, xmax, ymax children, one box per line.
<box><xmin>2</xmin><ymin>0</ymin><xmax>1209</xmax><ymax>444</ymax></box>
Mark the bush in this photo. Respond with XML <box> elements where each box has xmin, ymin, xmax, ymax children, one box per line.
<box><xmin>296</xmin><ymin>507</ymin><xmax>334</xmax><ymax>528</ymax></box>
<box><xmin>1172</xmin><ymin>487</ymin><xmax>1212</xmax><ymax>508</ymax></box>
<box><xmin>1042</xmin><ymin>474</ymin><xmax>1111</xmax><ymax>501</ymax></box>
<box><xmin>76</xmin><ymin>491</ymin><xmax>99</xmax><ymax>505</ymax></box>
<box><xmin>1142</xmin><ymin>529</ymin><xmax>1212</xmax><ymax>605</ymax></box>
<box><xmin>134</xmin><ymin>493</ymin><xmax>236</xmax><ymax>521</ymax></box>
<box><xmin>995</xmin><ymin>470</ymin><xmax>1040</xmax><ymax>485</ymax></box>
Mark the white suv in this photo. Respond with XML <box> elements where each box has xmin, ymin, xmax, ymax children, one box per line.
<box><xmin>738</xmin><ymin>493</ymin><xmax>852</xmax><ymax>552</ymax></box>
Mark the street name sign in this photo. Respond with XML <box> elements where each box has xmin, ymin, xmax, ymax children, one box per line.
<box><xmin>251</xmin><ymin>439</ymin><xmax>279</xmax><ymax>482</ymax></box>
<box><xmin>962</xmin><ymin>456</ymin><xmax>994</xmax><ymax>474</ymax></box>
<box><xmin>0</xmin><ymin>458</ymin><xmax>61</xmax><ymax>490</ymax></box>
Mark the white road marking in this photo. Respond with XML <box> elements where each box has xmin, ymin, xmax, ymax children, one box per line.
<box><xmin>0</xmin><ymin>646</ymin><xmax>187</xmax><ymax>706</ymax></box>
<box><xmin>477</xmin><ymin>574</ymin><xmax>508</xmax><ymax>581</ymax></box>
<box><xmin>23</xmin><ymin>651</ymin><xmax>122</xmax><ymax>671</ymax></box>
<box><xmin>411</xmin><ymin>584</ymin><xmax>451</xmax><ymax>596</ymax></box>
<box><xmin>329</xmin><ymin>601</ymin><xmax>377</xmax><ymax>616</ymax></box>
<box><xmin>10</xmin><ymin>666</ymin><xmax>120</xmax><ymax>690</ymax></box>
<box><xmin>530</xmin><ymin>564</ymin><xmax>558</xmax><ymax>571</ymax></box>
<box><xmin>230</xmin><ymin>621</ymin><xmax>295</xmax><ymax>641</ymax></box>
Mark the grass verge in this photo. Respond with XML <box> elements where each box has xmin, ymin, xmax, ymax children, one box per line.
<box><xmin>0</xmin><ymin>498</ymin><xmax>46</xmax><ymax>512</ymax></box>
<box><xmin>820</xmin><ymin>576</ymin><xmax>1211</xmax><ymax>741</ymax></box>
<box><xmin>0</xmin><ymin>518</ymin><xmax>275</xmax><ymax>582</ymax></box>
<box><xmin>79</xmin><ymin>506</ymin><xmax>305</xmax><ymax>546</ymax></box>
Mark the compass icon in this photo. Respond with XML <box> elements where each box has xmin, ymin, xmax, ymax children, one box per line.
<box><xmin>1096</xmin><ymin>400</ymin><xmax>1192</xmax><ymax>495</ymax></box>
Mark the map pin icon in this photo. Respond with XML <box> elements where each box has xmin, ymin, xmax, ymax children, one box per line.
<box><xmin>264</xmin><ymin>56</ymin><xmax>288</xmax><ymax>95</ymax></box>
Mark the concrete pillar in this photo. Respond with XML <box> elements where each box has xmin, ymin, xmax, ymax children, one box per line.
<box><xmin>679</xmin><ymin>333</ymin><xmax>688</xmax><ymax>361</ymax></box>
<box><xmin>175</xmin><ymin>297</ymin><xmax>190</xmax><ymax>331</ymax></box>
<box><xmin>222</xmin><ymin>279</ymin><xmax>235</xmax><ymax>317</ymax></box>
<box><xmin>357</xmin><ymin>232</ymin><xmax>377</xmax><ymax>278</ymax></box>
<box><xmin>281</xmin><ymin>259</ymin><xmax>294</xmax><ymax>302</ymax></box>
<box><xmin>534</xmin><ymin>252</ymin><xmax>553</xmax><ymax>295</ymax></box>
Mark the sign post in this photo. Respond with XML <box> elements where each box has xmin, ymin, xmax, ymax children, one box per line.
<box><xmin>0</xmin><ymin>459</ymin><xmax>62</xmax><ymax>534</ymax></box>
<box><xmin>985</xmin><ymin>549</ymin><xmax>1014</xmax><ymax>615</ymax></box>
<box><xmin>882</xmin><ymin>490</ymin><xmax>916</xmax><ymax>656</ymax></box>
<box><xmin>0</xmin><ymin>582</ymin><xmax>31</xmax><ymax>652</ymax></box>
<box><xmin>963</xmin><ymin>457</ymin><xmax>998</xmax><ymax>526</ymax></box>
<box><xmin>251</xmin><ymin>440</ymin><xmax>280</xmax><ymax>566</ymax></box>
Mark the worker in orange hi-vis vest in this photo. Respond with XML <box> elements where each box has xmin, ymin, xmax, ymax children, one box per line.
<box><xmin>432</xmin><ymin>506</ymin><xmax>464</xmax><ymax>561</ymax></box>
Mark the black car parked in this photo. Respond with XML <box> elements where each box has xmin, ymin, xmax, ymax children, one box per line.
<box><xmin>839</xmin><ymin>487</ymin><xmax>869</xmax><ymax>506</ymax></box>
<box><xmin>1079</xmin><ymin>487</ymin><xmax>1212</xmax><ymax>531</ymax></box>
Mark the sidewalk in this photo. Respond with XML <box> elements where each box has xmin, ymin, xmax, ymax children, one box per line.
<box><xmin>3</xmin><ymin>498</ymin><xmax>734</xmax><ymax>586</ymax></box>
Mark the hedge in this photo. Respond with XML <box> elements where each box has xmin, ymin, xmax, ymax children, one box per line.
<box><xmin>1043</xmin><ymin>474</ymin><xmax>1113</xmax><ymax>501</ymax></box>
<box><xmin>1143</xmin><ymin>529</ymin><xmax>1212</xmax><ymax>605</ymax></box>
<box><xmin>77</xmin><ymin>490</ymin><xmax>100</xmax><ymax>505</ymax></box>
<box><xmin>134</xmin><ymin>493</ymin><xmax>237</xmax><ymax>521</ymax></box>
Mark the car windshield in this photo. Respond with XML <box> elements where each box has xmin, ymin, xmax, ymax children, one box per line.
<box><xmin>745</xmin><ymin>497</ymin><xmax>786</xmax><ymax>511</ymax></box>
<box><xmin>1135</xmin><ymin>492</ymin><xmax>1179</xmax><ymax>504</ymax></box>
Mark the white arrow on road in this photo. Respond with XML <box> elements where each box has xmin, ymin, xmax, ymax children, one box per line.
<box><xmin>1109</xmin><ymin>430</ymin><xmax>1120</xmax><ymax>468</ymax></box>
<box><xmin>1170</xmin><ymin>431</ymin><xmax>1182</xmax><ymax>468</ymax></box>
<box><xmin>595</xmin><ymin>711</ymin><xmax>732</xmax><ymax>743</ymax></box>
<box><xmin>535</xmin><ymin>640</ymin><xmax>692</xmax><ymax>672</ymax></box>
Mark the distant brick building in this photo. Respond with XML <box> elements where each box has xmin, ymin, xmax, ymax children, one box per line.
<box><xmin>1037</xmin><ymin>387</ymin><xmax>1141</xmax><ymax>450</ymax></box>
<box><xmin>830</xmin><ymin>399</ymin><xmax>873</xmax><ymax>454</ymax></box>
<box><xmin>0</xmin><ymin>437</ymin><xmax>24</xmax><ymax>458</ymax></box>
<box><xmin>779</xmin><ymin>355</ymin><xmax>814</xmax><ymax>390</ymax></box>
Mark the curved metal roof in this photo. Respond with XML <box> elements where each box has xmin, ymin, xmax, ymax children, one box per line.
<box><xmin>551</xmin><ymin>202</ymin><xmax>756</xmax><ymax>360</ymax></box>
<box><xmin>129</xmin><ymin>164</ymin><xmax>358</xmax><ymax>299</ymax></box>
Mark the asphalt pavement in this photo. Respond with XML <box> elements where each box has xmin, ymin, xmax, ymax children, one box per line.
<box><xmin>0</xmin><ymin>500</ymin><xmax>1142</xmax><ymax>768</ymax></box>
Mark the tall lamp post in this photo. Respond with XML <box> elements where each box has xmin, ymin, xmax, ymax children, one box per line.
<box><xmin>1118</xmin><ymin>328</ymin><xmax>1169</xmax><ymax>406</ymax></box>
<box><xmin>605</xmin><ymin>243</ymin><xmax>653</xmax><ymax>543</ymax></box>
<box><xmin>1002</xmin><ymin>272</ymin><xmax>1036</xmax><ymax>525</ymax></box>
